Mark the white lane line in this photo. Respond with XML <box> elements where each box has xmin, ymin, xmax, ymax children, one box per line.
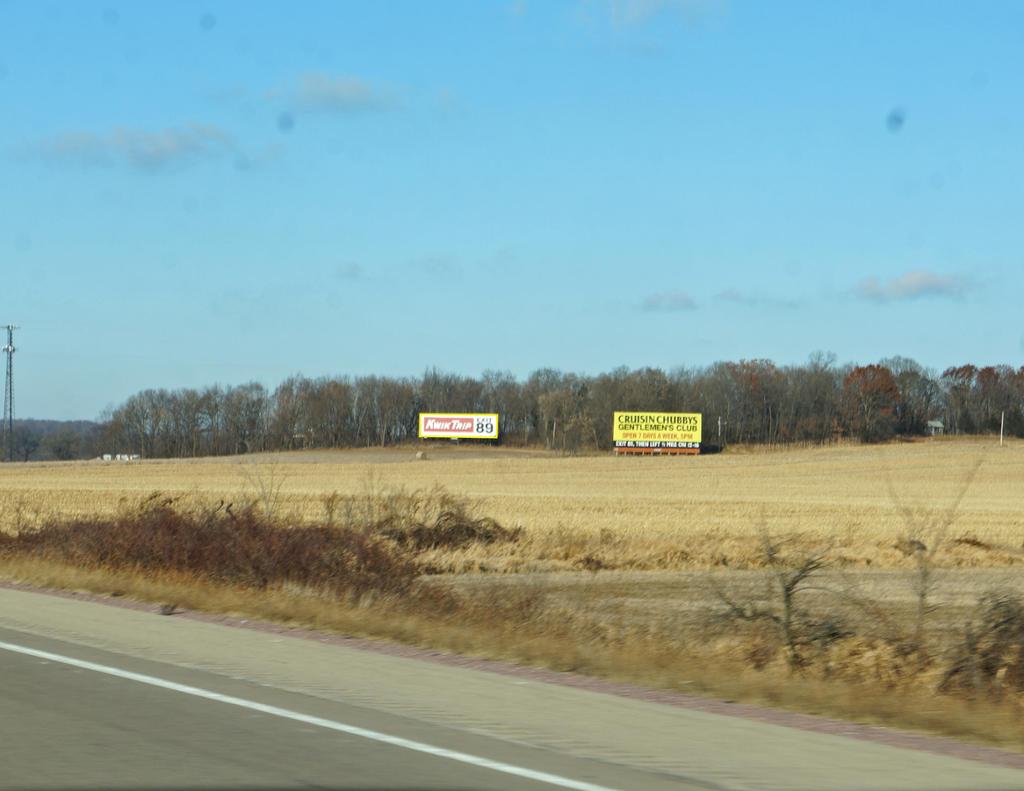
<box><xmin>0</xmin><ymin>639</ymin><xmax>622</xmax><ymax>791</ymax></box>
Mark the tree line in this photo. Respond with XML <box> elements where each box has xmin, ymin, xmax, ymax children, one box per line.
<box><xmin>91</xmin><ymin>355</ymin><xmax>1024</xmax><ymax>459</ymax></box>
<box><xmin>5</xmin><ymin>419</ymin><xmax>102</xmax><ymax>462</ymax></box>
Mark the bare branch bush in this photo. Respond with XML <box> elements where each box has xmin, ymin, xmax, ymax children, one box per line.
<box><xmin>321</xmin><ymin>490</ymin><xmax>342</xmax><ymax>528</ymax></box>
<box><xmin>940</xmin><ymin>590</ymin><xmax>1024</xmax><ymax>700</ymax></box>
<box><xmin>710</xmin><ymin>524</ymin><xmax>845</xmax><ymax>671</ymax></box>
<box><xmin>238</xmin><ymin>460</ymin><xmax>287</xmax><ymax>519</ymax></box>
<box><xmin>886</xmin><ymin>457</ymin><xmax>983</xmax><ymax>650</ymax></box>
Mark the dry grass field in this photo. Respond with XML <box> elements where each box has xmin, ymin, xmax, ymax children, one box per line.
<box><xmin>3</xmin><ymin>437</ymin><xmax>1024</xmax><ymax>747</ymax></box>
<box><xmin>0</xmin><ymin>437</ymin><xmax>1020</xmax><ymax>572</ymax></box>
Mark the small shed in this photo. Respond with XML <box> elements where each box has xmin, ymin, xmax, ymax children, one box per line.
<box><xmin>927</xmin><ymin>420</ymin><xmax>944</xmax><ymax>436</ymax></box>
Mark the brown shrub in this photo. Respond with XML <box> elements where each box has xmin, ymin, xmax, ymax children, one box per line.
<box><xmin>0</xmin><ymin>486</ymin><xmax>523</xmax><ymax>604</ymax></box>
<box><xmin>341</xmin><ymin>484</ymin><xmax>523</xmax><ymax>551</ymax></box>
<box><xmin>940</xmin><ymin>591</ymin><xmax>1024</xmax><ymax>698</ymax></box>
<box><xmin>380</xmin><ymin>512</ymin><xmax>521</xmax><ymax>552</ymax></box>
<box><xmin>0</xmin><ymin>494</ymin><xmax>419</xmax><ymax>600</ymax></box>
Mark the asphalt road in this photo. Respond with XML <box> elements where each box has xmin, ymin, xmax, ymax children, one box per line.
<box><xmin>2</xmin><ymin>587</ymin><xmax>1024</xmax><ymax>791</ymax></box>
<box><xmin>0</xmin><ymin>627</ymin><xmax>694</xmax><ymax>791</ymax></box>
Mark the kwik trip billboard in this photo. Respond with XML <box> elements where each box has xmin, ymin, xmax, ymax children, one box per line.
<box><xmin>613</xmin><ymin>412</ymin><xmax>702</xmax><ymax>454</ymax></box>
<box><xmin>418</xmin><ymin>413</ymin><xmax>499</xmax><ymax>440</ymax></box>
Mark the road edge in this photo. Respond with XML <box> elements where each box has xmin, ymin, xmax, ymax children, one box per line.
<box><xmin>3</xmin><ymin>577</ymin><xmax>1022</xmax><ymax>773</ymax></box>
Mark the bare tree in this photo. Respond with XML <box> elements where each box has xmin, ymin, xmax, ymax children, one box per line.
<box><xmin>96</xmin><ymin>357</ymin><xmax>1023</xmax><ymax>459</ymax></box>
<box><xmin>239</xmin><ymin>461</ymin><xmax>287</xmax><ymax>518</ymax></box>
<box><xmin>712</xmin><ymin>526</ymin><xmax>836</xmax><ymax>670</ymax></box>
<box><xmin>886</xmin><ymin>457</ymin><xmax>983</xmax><ymax>648</ymax></box>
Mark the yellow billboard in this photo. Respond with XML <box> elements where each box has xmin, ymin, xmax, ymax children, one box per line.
<box><xmin>613</xmin><ymin>412</ymin><xmax>701</xmax><ymax>452</ymax></box>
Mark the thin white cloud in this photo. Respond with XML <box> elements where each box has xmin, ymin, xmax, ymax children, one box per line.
<box><xmin>603</xmin><ymin>0</ymin><xmax>723</xmax><ymax>27</ymax></box>
<box><xmin>640</xmin><ymin>291</ymin><xmax>697</xmax><ymax>312</ymax></box>
<box><xmin>715</xmin><ymin>288</ymin><xmax>800</xmax><ymax>309</ymax></box>
<box><xmin>34</xmin><ymin>124</ymin><xmax>235</xmax><ymax>170</ymax></box>
<box><xmin>855</xmin><ymin>270</ymin><xmax>969</xmax><ymax>303</ymax></box>
<box><xmin>273</xmin><ymin>73</ymin><xmax>390</xmax><ymax>114</ymax></box>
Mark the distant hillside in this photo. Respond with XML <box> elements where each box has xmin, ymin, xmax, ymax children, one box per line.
<box><xmin>6</xmin><ymin>419</ymin><xmax>102</xmax><ymax>461</ymax></box>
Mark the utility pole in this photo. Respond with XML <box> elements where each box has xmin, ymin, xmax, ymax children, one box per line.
<box><xmin>2</xmin><ymin>325</ymin><xmax>16</xmax><ymax>462</ymax></box>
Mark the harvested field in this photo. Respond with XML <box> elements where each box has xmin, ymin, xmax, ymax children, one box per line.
<box><xmin>0</xmin><ymin>438</ymin><xmax>1020</xmax><ymax>571</ymax></box>
<box><xmin>3</xmin><ymin>437</ymin><xmax>1024</xmax><ymax>748</ymax></box>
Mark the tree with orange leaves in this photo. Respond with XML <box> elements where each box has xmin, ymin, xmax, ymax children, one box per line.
<box><xmin>842</xmin><ymin>364</ymin><xmax>900</xmax><ymax>442</ymax></box>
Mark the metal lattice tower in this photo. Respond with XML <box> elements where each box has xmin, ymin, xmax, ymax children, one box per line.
<box><xmin>2</xmin><ymin>325</ymin><xmax>16</xmax><ymax>462</ymax></box>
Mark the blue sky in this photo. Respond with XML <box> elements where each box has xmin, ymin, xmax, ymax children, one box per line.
<box><xmin>2</xmin><ymin>1</ymin><xmax>1022</xmax><ymax>419</ymax></box>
